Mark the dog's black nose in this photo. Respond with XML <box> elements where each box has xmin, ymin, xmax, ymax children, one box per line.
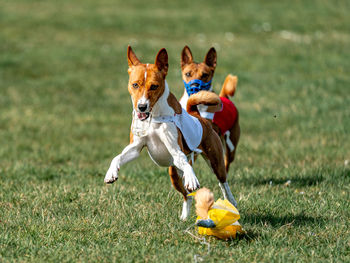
<box><xmin>190</xmin><ymin>83</ymin><xmax>200</xmax><ymax>88</ymax></box>
<box><xmin>138</xmin><ymin>104</ymin><xmax>148</xmax><ymax>112</ymax></box>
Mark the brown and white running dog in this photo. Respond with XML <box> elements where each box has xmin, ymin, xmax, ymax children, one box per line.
<box><xmin>179</xmin><ymin>46</ymin><xmax>240</xmax><ymax>173</ymax></box>
<box><xmin>104</xmin><ymin>46</ymin><xmax>237</xmax><ymax>220</ymax></box>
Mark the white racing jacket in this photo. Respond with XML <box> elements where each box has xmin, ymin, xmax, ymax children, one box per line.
<box><xmin>152</xmin><ymin>109</ymin><xmax>203</xmax><ymax>151</ymax></box>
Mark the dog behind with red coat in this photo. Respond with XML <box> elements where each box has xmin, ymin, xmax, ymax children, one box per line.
<box><xmin>179</xmin><ymin>46</ymin><xmax>240</xmax><ymax>173</ymax></box>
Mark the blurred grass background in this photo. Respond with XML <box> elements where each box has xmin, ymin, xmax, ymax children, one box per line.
<box><xmin>0</xmin><ymin>0</ymin><xmax>349</xmax><ymax>262</ymax></box>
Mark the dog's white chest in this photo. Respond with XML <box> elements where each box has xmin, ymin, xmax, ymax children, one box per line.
<box><xmin>145</xmin><ymin>123</ymin><xmax>174</xmax><ymax>167</ymax></box>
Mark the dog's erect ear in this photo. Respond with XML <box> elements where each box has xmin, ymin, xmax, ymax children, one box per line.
<box><xmin>127</xmin><ymin>45</ymin><xmax>141</xmax><ymax>67</ymax></box>
<box><xmin>204</xmin><ymin>47</ymin><xmax>217</xmax><ymax>68</ymax></box>
<box><xmin>181</xmin><ymin>45</ymin><xmax>193</xmax><ymax>68</ymax></box>
<box><xmin>155</xmin><ymin>48</ymin><xmax>168</xmax><ymax>75</ymax></box>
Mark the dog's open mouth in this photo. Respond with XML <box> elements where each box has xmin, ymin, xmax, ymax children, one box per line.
<box><xmin>137</xmin><ymin>112</ymin><xmax>150</xmax><ymax>121</ymax></box>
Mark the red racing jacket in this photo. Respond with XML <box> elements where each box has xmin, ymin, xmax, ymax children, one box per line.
<box><xmin>213</xmin><ymin>97</ymin><xmax>238</xmax><ymax>135</ymax></box>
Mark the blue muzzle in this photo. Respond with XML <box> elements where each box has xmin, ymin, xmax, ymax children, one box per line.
<box><xmin>183</xmin><ymin>79</ymin><xmax>212</xmax><ymax>96</ymax></box>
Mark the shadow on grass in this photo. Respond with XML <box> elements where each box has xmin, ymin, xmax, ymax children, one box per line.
<box><xmin>241</xmin><ymin>167</ymin><xmax>349</xmax><ymax>187</ymax></box>
<box><xmin>243</xmin><ymin>213</ymin><xmax>327</xmax><ymax>228</ymax></box>
<box><xmin>243</xmin><ymin>174</ymin><xmax>325</xmax><ymax>187</ymax></box>
<box><xmin>234</xmin><ymin>229</ymin><xmax>260</xmax><ymax>243</ymax></box>
<box><xmin>219</xmin><ymin>213</ymin><xmax>327</xmax><ymax>244</ymax></box>
<box><xmin>203</xmin><ymin>229</ymin><xmax>260</xmax><ymax>244</ymax></box>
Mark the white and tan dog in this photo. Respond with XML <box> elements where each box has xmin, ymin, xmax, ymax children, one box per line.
<box><xmin>104</xmin><ymin>46</ymin><xmax>237</xmax><ymax>220</ymax></box>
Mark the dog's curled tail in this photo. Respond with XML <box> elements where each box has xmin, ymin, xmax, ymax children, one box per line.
<box><xmin>194</xmin><ymin>188</ymin><xmax>215</xmax><ymax>219</ymax></box>
<box><xmin>219</xmin><ymin>74</ymin><xmax>238</xmax><ymax>99</ymax></box>
<box><xmin>187</xmin><ymin>91</ymin><xmax>222</xmax><ymax>116</ymax></box>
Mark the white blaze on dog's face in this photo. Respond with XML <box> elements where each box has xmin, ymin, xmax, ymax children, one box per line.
<box><xmin>127</xmin><ymin>46</ymin><xmax>169</xmax><ymax>121</ymax></box>
<box><xmin>181</xmin><ymin>45</ymin><xmax>217</xmax><ymax>84</ymax></box>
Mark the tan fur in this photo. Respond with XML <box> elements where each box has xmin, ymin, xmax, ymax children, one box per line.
<box><xmin>186</xmin><ymin>90</ymin><xmax>222</xmax><ymax>116</ymax></box>
<box><xmin>220</xmin><ymin>74</ymin><xmax>238</xmax><ymax>98</ymax></box>
<box><xmin>194</xmin><ymin>188</ymin><xmax>214</xmax><ymax>219</ymax></box>
<box><xmin>181</xmin><ymin>46</ymin><xmax>215</xmax><ymax>83</ymax></box>
<box><xmin>169</xmin><ymin>166</ymin><xmax>187</xmax><ymax>199</ymax></box>
<box><xmin>197</xmin><ymin>123</ymin><xmax>228</xmax><ymax>183</ymax></box>
<box><xmin>127</xmin><ymin>46</ymin><xmax>168</xmax><ymax>111</ymax></box>
<box><xmin>129</xmin><ymin>131</ymin><xmax>134</xmax><ymax>143</ymax></box>
<box><xmin>167</xmin><ymin>92</ymin><xmax>183</xmax><ymax>114</ymax></box>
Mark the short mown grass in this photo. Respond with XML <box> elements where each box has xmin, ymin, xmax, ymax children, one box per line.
<box><xmin>1</xmin><ymin>0</ymin><xmax>349</xmax><ymax>262</ymax></box>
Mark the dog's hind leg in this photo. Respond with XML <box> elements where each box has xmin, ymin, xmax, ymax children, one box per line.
<box><xmin>219</xmin><ymin>182</ymin><xmax>237</xmax><ymax>207</ymax></box>
<box><xmin>169</xmin><ymin>166</ymin><xmax>192</xmax><ymax>220</ymax></box>
<box><xmin>200</xmin><ymin>130</ymin><xmax>238</xmax><ymax>207</ymax></box>
<box><xmin>224</xmin><ymin>118</ymin><xmax>240</xmax><ymax>173</ymax></box>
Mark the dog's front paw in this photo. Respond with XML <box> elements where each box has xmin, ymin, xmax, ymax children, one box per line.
<box><xmin>104</xmin><ymin>164</ymin><xmax>119</xmax><ymax>184</ymax></box>
<box><xmin>183</xmin><ymin>166</ymin><xmax>200</xmax><ymax>192</ymax></box>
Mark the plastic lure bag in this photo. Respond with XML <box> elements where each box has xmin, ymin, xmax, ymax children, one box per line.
<box><xmin>196</xmin><ymin>199</ymin><xmax>245</xmax><ymax>240</ymax></box>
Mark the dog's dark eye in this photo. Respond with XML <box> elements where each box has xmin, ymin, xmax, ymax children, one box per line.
<box><xmin>150</xmin><ymin>84</ymin><xmax>159</xmax><ymax>90</ymax></box>
<box><xmin>132</xmin><ymin>83</ymin><xmax>139</xmax><ymax>89</ymax></box>
<box><xmin>202</xmin><ymin>73</ymin><xmax>209</xmax><ymax>79</ymax></box>
<box><xmin>185</xmin><ymin>72</ymin><xmax>191</xmax><ymax>77</ymax></box>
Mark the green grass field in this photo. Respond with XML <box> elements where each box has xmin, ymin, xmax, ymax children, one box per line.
<box><xmin>1</xmin><ymin>0</ymin><xmax>349</xmax><ymax>262</ymax></box>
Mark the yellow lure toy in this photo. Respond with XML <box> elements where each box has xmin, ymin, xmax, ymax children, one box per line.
<box><xmin>189</xmin><ymin>188</ymin><xmax>244</xmax><ymax>240</ymax></box>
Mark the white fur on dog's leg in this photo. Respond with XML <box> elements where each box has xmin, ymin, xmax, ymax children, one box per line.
<box><xmin>157</xmin><ymin>123</ymin><xmax>199</xmax><ymax>191</ymax></box>
<box><xmin>104</xmin><ymin>138</ymin><xmax>144</xmax><ymax>184</ymax></box>
<box><xmin>104</xmin><ymin>157</ymin><xmax>120</xmax><ymax>183</ymax></box>
<box><xmin>180</xmin><ymin>196</ymin><xmax>193</xmax><ymax>220</ymax></box>
<box><xmin>219</xmin><ymin>182</ymin><xmax>238</xmax><ymax>207</ymax></box>
<box><xmin>183</xmin><ymin>165</ymin><xmax>200</xmax><ymax>192</ymax></box>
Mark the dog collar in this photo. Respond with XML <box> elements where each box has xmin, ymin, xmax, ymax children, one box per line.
<box><xmin>152</xmin><ymin>114</ymin><xmax>175</xmax><ymax>123</ymax></box>
<box><xmin>132</xmin><ymin>111</ymin><xmax>177</xmax><ymax>136</ymax></box>
<box><xmin>183</xmin><ymin>79</ymin><xmax>212</xmax><ymax>96</ymax></box>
